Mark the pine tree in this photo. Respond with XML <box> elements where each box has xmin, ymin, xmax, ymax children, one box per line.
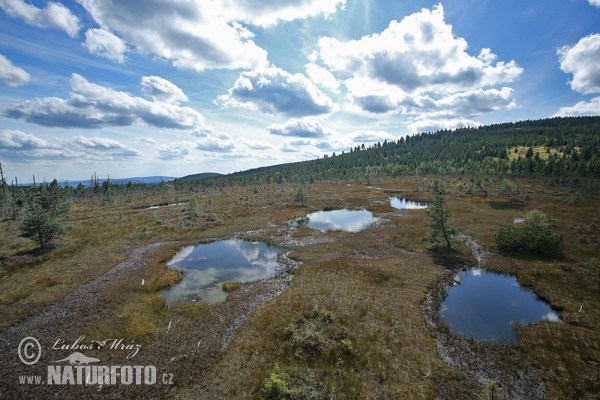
<box><xmin>425</xmin><ymin>183</ymin><xmax>456</xmax><ymax>249</ymax></box>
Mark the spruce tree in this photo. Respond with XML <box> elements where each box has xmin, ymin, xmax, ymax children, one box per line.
<box><xmin>20</xmin><ymin>204</ymin><xmax>65</xmax><ymax>249</ymax></box>
<box><xmin>425</xmin><ymin>183</ymin><xmax>456</xmax><ymax>249</ymax></box>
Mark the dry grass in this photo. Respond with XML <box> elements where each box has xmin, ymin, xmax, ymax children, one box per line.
<box><xmin>0</xmin><ymin>176</ymin><xmax>598</xmax><ymax>399</ymax></box>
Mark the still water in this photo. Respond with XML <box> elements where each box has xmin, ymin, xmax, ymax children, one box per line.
<box><xmin>440</xmin><ymin>268</ymin><xmax>559</xmax><ymax>342</ymax></box>
<box><xmin>305</xmin><ymin>209</ymin><xmax>378</xmax><ymax>232</ymax></box>
<box><xmin>390</xmin><ymin>197</ymin><xmax>430</xmax><ymax>209</ymax></box>
<box><xmin>162</xmin><ymin>239</ymin><xmax>282</xmax><ymax>304</ymax></box>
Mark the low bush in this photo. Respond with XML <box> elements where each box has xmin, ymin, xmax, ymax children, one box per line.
<box><xmin>495</xmin><ymin>225</ymin><xmax>563</xmax><ymax>258</ymax></box>
<box><xmin>260</xmin><ymin>365</ymin><xmax>328</xmax><ymax>400</ymax></box>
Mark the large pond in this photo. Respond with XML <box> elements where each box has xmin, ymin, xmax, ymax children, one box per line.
<box><xmin>162</xmin><ymin>239</ymin><xmax>283</xmax><ymax>304</ymax></box>
<box><xmin>440</xmin><ymin>268</ymin><xmax>559</xmax><ymax>342</ymax></box>
<box><xmin>304</xmin><ymin>209</ymin><xmax>378</xmax><ymax>232</ymax></box>
<box><xmin>390</xmin><ymin>197</ymin><xmax>429</xmax><ymax>209</ymax></box>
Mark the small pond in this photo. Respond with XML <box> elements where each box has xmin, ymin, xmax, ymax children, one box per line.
<box><xmin>440</xmin><ymin>268</ymin><xmax>559</xmax><ymax>342</ymax></box>
<box><xmin>162</xmin><ymin>239</ymin><xmax>283</xmax><ymax>304</ymax></box>
<box><xmin>304</xmin><ymin>209</ymin><xmax>378</xmax><ymax>232</ymax></box>
<box><xmin>390</xmin><ymin>197</ymin><xmax>429</xmax><ymax>209</ymax></box>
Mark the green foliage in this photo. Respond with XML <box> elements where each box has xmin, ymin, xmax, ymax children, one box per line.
<box><xmin>285</xmin><ymin>309</ymin><xmax>333</xmax><ymax>358</ymax></box>
<box><xmin>498</xmin><ymin>178</ymin><xmax>517</xmax><ymax>197</ymax></box>
<box><xmin>20</xmin><ymin>204</ymin><xmax>65</xmax><ymax>249</ymax></box>
<box><xmin>283</xmin><ymin>306</ymin><xmax>352</xmax><ymax>360</ymax></box>
<box><xmin>524</xmin><ymin>209</ymin><xmax>550</xmax><ymax>229</ymax></box>
<box><xmin>483</xmin><ymin>379</ymin><xmax>503</xmax><ymax>400</ymax></box>
<box><xmin>260</xmin><ymin>365</ymin><xmax>328</xmax><ymax>400</ymax></box>
<box><xmin>567</xmin><ymin>191</ymin><xmax>583</xmax><ymax>205</ymax></box>
<box><xmin>172</xmin><ymin>116</ymin><xmax>600</xmax><ymax>187</ymax></box>
<box><xmin>424</xmin><ymin>183</ymin><xmax>456</xmax><ymax>249</ymax></box>
<box><xmin>39</xmin><ymin>179</ymin><xmax>70</xmax><ymax>217</ymax></box>
<box><xmin>495</xmin><ymin>221</ymin><xmax>563</xmax><ymax>258</ymax></box>
<box><xmin>187</xmin><ymin>197</ymin><xmax>200</xmax><ymax>219</ymax></box>
<box><xmin>293</xmin><ymin>186</ymin><xmax>309</xmax><ymax>206</ymax></box>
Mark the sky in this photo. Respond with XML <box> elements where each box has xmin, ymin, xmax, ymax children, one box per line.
<box><xmin>0</xmin><ymin>0</ymin><xmax>599</xmax><ymax>182</ymax></box>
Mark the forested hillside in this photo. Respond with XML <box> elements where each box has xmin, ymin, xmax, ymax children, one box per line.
<box><xmin>184</xmin><ymin>116</ymin><xmax>600</xmax><ymax>187</ymax></box>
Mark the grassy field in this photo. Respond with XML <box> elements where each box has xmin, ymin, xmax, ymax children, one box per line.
<box><xmin>0</xmin><ymin>176</ymin><xmax>598</xmax><ymax>399</ymax></box>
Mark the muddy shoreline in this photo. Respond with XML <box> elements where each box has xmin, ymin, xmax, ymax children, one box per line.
<box><xmin>422</xmin><ymin>239</ymin><xmax>546</xmax><ymax>399</ymax></box>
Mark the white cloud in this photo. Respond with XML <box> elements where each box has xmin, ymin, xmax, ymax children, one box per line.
<box><xmin>71</xmin><ymin>135</ymin><xmax>140</xmax><ymax>157</ymax></box>
<box><xmin>141</xmin><ymin>76</ymin><xmax>187</xmax><ymax>103</ymax></box>
<box><xmin>316</xmin><ymin>3</ymin><xmax>521</xmax><ymax>122</ymax></box>
<box><xmin>305</xmin><ymin>62</ymin><xmax>340</xmax><ymax>93</ymax></box>
<box><xmin>239</xmin><ymin>138</ymin><xmax>273</xmax><ymax>150</ymax></box>
<box><xmin>350</xmin><ymin>130</ymin><xmax>396</xmax><ymax>143</ymax></box>
<box><xmin>4</xmin><ymin>73</ymin><xmax>205</xmax><ymax>130</ymax></box>
<box><xmin>220</xmin><ymin>66</ymin><xmax>337</xmax><ymax>117</ymax></box>
<box><xmin>83</xmin><ymin>28</ymin><xmax>127</xmax><ymax>63</ymax></box>
<box><xmin>555</xmin><ymin>96</ymin><xmax>600</xmax><ymax>117</ymax></box>
<box><xmin>267</xmin><ymin>118</ymin><xmax>335</xmax><ymax>138</ymax></box>
<box><xmin>558</xmin><ymin>34</ymin><xmax>600</xmax><ymax>94</ymax></box>
<box><xmin>0</xmin><ymin>129</ymin><xmax>142</xmax><ymax>161</ymax></box>
<box><xmin>221</xmin><ymin>0</ymin><xmax>345</xmax><ymax>27</ymax></box>
<box><xmin>0</xmin><ymin>54</ymin><xmax>30</xmax><ymax>87</ymax></box>
<box><xmin>0</xmin><ymin>0</ymin><xmax>80</xmax><ymax>37</ymax></box>
<box><xmin>79</xmin><ymin>0</ymin><xmax>268</xmax><ymax>71</ymax></box>
<box><xmin>314</xmin><ymin>137</ymin><xmax>351</xmax><ymax>152</ymax></box>
<box><xmin>195</xmin><ymin>132</ymin><xmax>236</xmax><ymax>152</ymax></box>
<box><xmin>407</xmin><ymin>118</ymin><xmax>480</xmax><ymax>134</ymax></box>
<box><xmin>134</xmin><ymin>137</ymin><xmax>156</xmax><ymax>145</ymax></box>
<box><xmin>0</xmin><ymin>128</ymin><xmax>60</xmax><ymax>150</ymax></box>
<box><xmin>589</xmin><ymin>0</ymin><xmax>600</xmax><ymax>7</ymax></box>
<box><xmin>157</xmin><ymin>141</ymin><xmax>196</xmax><ymax>160</ymax></box>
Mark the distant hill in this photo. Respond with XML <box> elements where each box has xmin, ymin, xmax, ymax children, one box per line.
<box><xmin>60</xmin><ymin>176</ymin><xmax>177</xmax><ymax>187</ymax></box>
<box><xmin>176</xmin><ymin>172</ymin><xmax>223</xmax><ymax>182</ymax></box>
<box><xmin>174</xmin><ymin>116</ymin><xmax>600</xmax><ymax>187</ymax></box>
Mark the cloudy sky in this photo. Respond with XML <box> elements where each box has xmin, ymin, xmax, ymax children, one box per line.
<box><xmin>0</xmin><ymin>0</ymin><xmax>599</xmax><ymax>182</ymax></box>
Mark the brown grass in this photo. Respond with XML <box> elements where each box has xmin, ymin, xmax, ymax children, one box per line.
<box><xmin>0</xmin><ymin>176</ymin><xmax>598</xmax><ymax>399</ymax></box>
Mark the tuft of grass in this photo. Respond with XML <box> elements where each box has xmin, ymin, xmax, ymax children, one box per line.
<box><xmin>223</xmin><ymin>282</ymin><xmax>242</xmax><ymax>292</ymax></box>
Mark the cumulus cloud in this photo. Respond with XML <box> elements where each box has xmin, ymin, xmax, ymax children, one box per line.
<box><xmin>157</xmin><ymin>141</ymin><xmax>196</xmax><ymax>160</ymax></box>
<box><xmin>267</xmin><ymin>118</ymin><xmax>335</xmax><ymax>138</ymax></box>
<box><xmin>350</xmin><ymin>130</ymin><xmax>396</xmax><ymax>143</ymax></box>
<box><xmin>239</xmin><ymin>138</ymin><xmax>273</xmax><ymax>150</ymax></box>
<box><xmin>0</xmin><ymin>0</ymin><xmax>80</xmax><ymax>37</ymax></box>
<box><xmin>4</xmin><ymin>73</ymin><xmax>205</xmax><ymax>130</ymax></box>
<box><xmin>558</xmin><ymin>34</ymin><xmax>600</xmax><ymax>94</ymax></box>
<box><xmin>407</xmin><ymin>118</ymin><xmax>480</xmax><ymax>134</ymax></box>
<box><xmin>220</xmin><ymin>67</ymin><xmax>336</xmax><ymax>117</ymax></box>
<box><xmin>589</xmin><ymin>0</ymin><xmax>600</xmax><ymax>7</ymax></box>
<box><xmin>83</xmin><ymin>28</ymin><xmax>127</xmax><ymax>63</ymax></box>
<box><xmin>0</xmin><ymin>129</ymin><xmax>142</xmax><ymax>161</ymax></box>
<box><xmin>141</xmin><ymin>76</ymin><xmax>187</xmax><ymax>103</ymax></box>
<box><xmin>79</xmin><ymin>0</ymin><xmax>268</xmax><ymax>71</ymax></box>
<box><xmin>195</xmin><ymin>132</ymin><xmax>237</xmax><ymax>152</ymax></box>
<box><xmin>134</xmin><ymin>137</ymin><xmax>156</xmax><ymax>145</ymax></box>
<box><xmin>0</xmin><ymin>128</ymin><xmax>60</xmax><ymax>150</ymax></box>
<box><xmin>306</xmin><ymin>62</ymin><xmax>340</xmax><ymax>93</ymax></box>
<box><xmin>221</xmin><ymin>0</ymin><xmax>345</xmax><ymax>27</ymax></box>
<box><xmin>0</xmin><ymin>54</ymin><xmax>30</xmax><ymax>87</ymax></box>
<box><xmin>314</xmin><ymin>137</ymin><xmax>352</xmax><ymax>151</ymax></box>
<box><xmin>70</xmin><ymin>135</ymin><xmax>140</xmax><ymax>157</ymax></box>
<box><xmin>315</xmin><ymin>4</ymin><xmax>521</xmax><ymax>129</ymax></box>
<box><xmin>555</xmin><ymin>96</ymin><xmax>600</xmax><ymax>117</ymax></box>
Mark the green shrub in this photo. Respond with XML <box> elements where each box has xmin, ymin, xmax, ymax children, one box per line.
<box><xmin>260</xmin><ymin>365</ymin><xmax>328</xmax><ymax>400</ymax></box>
<box><xmin>495</xmin><ymin>225</ymin><xmax>563</xmax><ymax>258</ymax></box>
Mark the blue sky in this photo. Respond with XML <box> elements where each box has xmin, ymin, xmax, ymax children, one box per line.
<box><xmin>0</xmin><ymin>0</ymin><xmax>599</xmax><ymax>182</ymax></box>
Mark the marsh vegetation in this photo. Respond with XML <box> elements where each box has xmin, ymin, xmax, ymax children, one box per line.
<box><xmin>0</xmin><ymin>117</ymin><xmax>599</xmax><ymax>399</ymax></box>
